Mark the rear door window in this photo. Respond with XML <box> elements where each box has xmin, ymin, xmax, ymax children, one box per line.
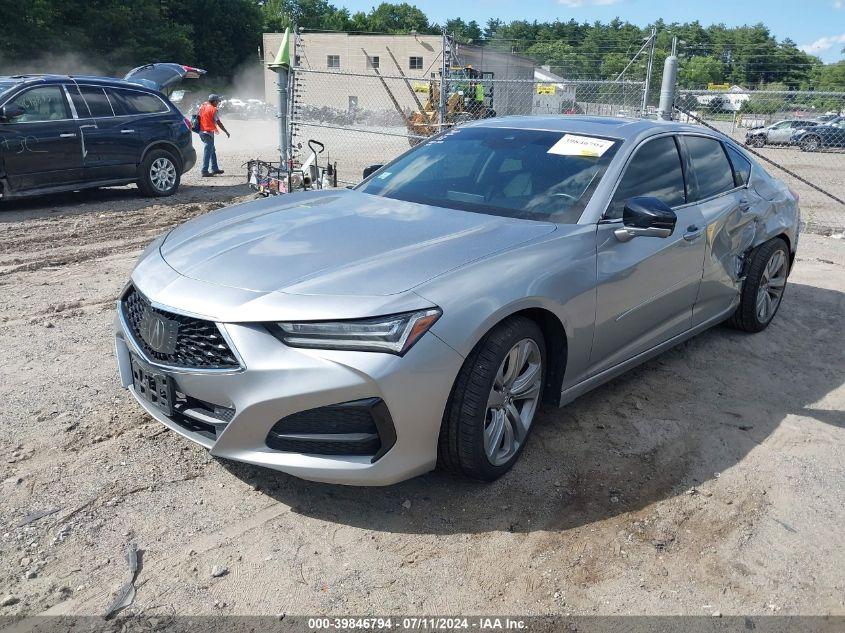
<box><xmin>723</xmin><ymin>144</ymin><xmax>752</xmax><ymax>187</ymax></box>
<box><xmin>608</xmin><ymin>135</ymin><xmax>686</xmax><ymax>219</ymax></box>
<box><xmin>109</xmin><ymin>88</ymin><xmax>169</xmax><ymax>115</ymax></box>
<box><xmin>682</xmin><ymin>135</ymin><xmax>736</xmax><ymax>201</ymax></box>
<box><xmin>78</xmin><ymin>86</ymin><xmax>114</xmax><ymax>118</ymax></box>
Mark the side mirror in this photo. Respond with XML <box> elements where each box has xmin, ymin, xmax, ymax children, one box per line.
<box><xmin>362</xmin><ymin>164</ymin><xmax>383</xmax><ymax>179</ymax></box>
<box><xmin>0</xmin><ymin>104</ymin><xmax>25</xmax><ymax>122</ymax></box>
<box><xmin>614</xmin><ymin>196</ymin><xmax>677</xmax><ymax>242</ymax></box>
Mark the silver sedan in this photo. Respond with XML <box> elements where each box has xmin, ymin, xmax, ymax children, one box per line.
<box><xmin>114</xmin><ymin>116</ymin><xmax>800</xmax><ymax>485</ymax></box>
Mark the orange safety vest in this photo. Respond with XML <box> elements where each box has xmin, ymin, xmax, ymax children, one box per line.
<box><xmin>198</xmin><ymin>102</ymin><xmax>218</xmax><ymax>133</ymax></box>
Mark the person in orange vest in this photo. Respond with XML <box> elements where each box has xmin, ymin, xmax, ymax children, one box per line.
<box><xmin>198</xmin><ymin>94</ymin><xmax>230</xmax><ymax>177</ymax></box>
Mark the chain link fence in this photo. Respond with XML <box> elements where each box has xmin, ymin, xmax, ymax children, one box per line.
<box><xmin>676</xmin><ymin>88</ymin><xmax>845</xmax><ymax>233</ymax></box>
<box><xmin>290</xmin><ymin>56</ymin><xmax>645</xmax><ymax>185</ymax></box>
<box><xmin>266</xmin><ymin>32</ymin><xmax>845</xmax><ymax>233</ymax></box>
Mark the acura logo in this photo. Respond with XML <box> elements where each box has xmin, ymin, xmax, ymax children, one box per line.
<box><xmin>138</xmin><ymin>308</ymin><xmax>179</xmax><ymax>354</ymax></box>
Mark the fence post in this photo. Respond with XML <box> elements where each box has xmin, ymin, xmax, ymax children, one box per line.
<box><xmin>268</xmin><ymin>27</ymin><xmax>292</xmax><ymax>168</ymax></box>
<box><xmin>658</xmin><ymin>37</ymin><xmax>678</xmax><ymax>121</ymax></box>
<box><xmin>439</xmin><ymin>29</ymin><xmax>448</xmax><ymax>131</ymax></box>
<box><xmin>641</xmin><ymin>27</ymin><xmax>657</xmax><ymax>116</ymax></box>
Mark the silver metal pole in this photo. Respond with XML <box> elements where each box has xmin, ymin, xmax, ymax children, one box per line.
<box><xmin>438</xmin><ymin>29</ymin><xmax>448</xmax><ymax>131</ymax></box>
<box><xmin>658</xmin><ymin>37</ymin><xmax>678</xmax><ymax>121</ymax></box>
<box><xmin>277</xmin><ymin>67</ymin><xmax>288</xmax><ymax>167</ymax></box>
<box><xmin>641</xmin><ymin>27</ymin><xmax>656</xmax><ymax>116</ymax></box>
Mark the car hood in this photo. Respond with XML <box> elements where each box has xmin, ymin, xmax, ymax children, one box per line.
<box><xmin>159</xmin><ymin>189</ymin><xmax>556</xmax><ymax>296</ymax></box>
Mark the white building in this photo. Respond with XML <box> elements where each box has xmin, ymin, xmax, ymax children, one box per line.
<box><xmin>532</xmin><ymin>65</ymin><xmax>578</xmax><ymax>115</ymax></box>
<box><xmin>695</xmin><ymin>85</ymin><xmax>750</xmax><ymax>112</ymax></box>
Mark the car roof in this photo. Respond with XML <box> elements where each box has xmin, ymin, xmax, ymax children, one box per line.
<box><xmin>466</xmin><ymin>115</ymin><xmax>712</xmax><ymax>141</ymax></box>
<box><xmin>0</xmin><ymin>74</ymin><xmax>161</xmax><ymax>93</ymax></box>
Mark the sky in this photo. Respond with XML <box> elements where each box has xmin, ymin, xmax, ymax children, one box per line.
<box><xmin>340</xmin><ymin>0</ymin><xmax>845</xmax><ymax>63</ymax></box>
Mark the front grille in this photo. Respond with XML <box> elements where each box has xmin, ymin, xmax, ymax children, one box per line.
<box><xmin>121</xmin><ymin>286</ymin><xmax>239</xmax><ymax>370</ymax></box>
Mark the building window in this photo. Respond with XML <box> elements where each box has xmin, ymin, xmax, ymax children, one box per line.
<box><xmin>327</xmin><ymin>55</ymin><xmax>340</xmax><ymax>69</ymax></box>
<box><xmin>367</xmin><ymin>55</ymin><xmax>380</xmax><ymax>69</ymax></box>
<box><xmin>409</xmin><ymin>56</ymin><xmax>423</xmax><ymax>70</ymax></box>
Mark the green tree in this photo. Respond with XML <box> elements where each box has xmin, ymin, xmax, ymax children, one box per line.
<box><xmin>678</xmin><ymin>56</ymin><xmax>724</xmax><ymax>88</ymax></box>
<box><xmin>444</xmin><ymin>18</ymin><xmax>483</xmax><ymax>43</ymax></box>
<box><xmin>366</xmin><ymin>3</ymin><xmax>433</xmax><ymax>34</ymax></box>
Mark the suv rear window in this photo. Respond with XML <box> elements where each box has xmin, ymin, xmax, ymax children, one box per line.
<box><xmin>109</xmin><ymin>88</ymin><xmax>169</xmax><ymax>115</ymax></box>
<box><xmin>78</xmin><ymin>86</ymin><xmax>114</xmax><ymax>118</ymax></box>
<box><xmin>683</xmin><ymin>135</ymin><xmax>736</xmax><ymax>201</ymax></box>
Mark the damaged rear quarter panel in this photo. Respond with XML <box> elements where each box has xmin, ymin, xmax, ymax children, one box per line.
<box><xmin>691</xmin><ymin>164</ymin><xmax>799</xmax><ymax>327</ymax></box>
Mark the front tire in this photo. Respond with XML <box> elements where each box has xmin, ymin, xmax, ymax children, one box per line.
<box><xmin>138</xmin><ymin>149</ymin><xmax>180</xmax><ymax>197</ymax></box>
<box><xmin>438</xmin><ymin>316</ymin><xmax>546</xmax><ymax>481</ymax></box>
<box><xmin>728</xmin><ymin>238</ymin><xmax>790</xmax><ymax>332</ymax></box>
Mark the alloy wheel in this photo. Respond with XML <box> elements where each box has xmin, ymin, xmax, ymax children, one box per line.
<box><xmin>484</xmin><ymin>338</ymin><xmax>542</xmax><ymax>466</ymax></box>
<box><xmin>150</xmin><ymin>157</ymin><xmax>177</xmax><ymax>192</ymax></box>
<box><xmin>756</xmin><ymin>249</ymin><xmax>787</xmax><ymax>323</ymax></box>
<box><xmin>802</xmin><ymin>137</ymin><xmax>819</xmax><ymax>152</ymax></box>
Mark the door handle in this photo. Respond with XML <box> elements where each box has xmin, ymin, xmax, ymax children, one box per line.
<box><xmin>683</xmin><ymin>225</ymin><xmax>704</xmax><ymax>242</ymax></box>
<box><xmin>120</xmin><ymin>129</ymin><xmax>135</xmax><ymax>134</ymax></box>
<box><xmin>59</xmin><ymin>133</ymin><xmax>77</xmax><ymax>138</ymax></box>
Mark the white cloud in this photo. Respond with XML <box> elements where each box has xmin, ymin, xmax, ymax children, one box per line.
<box><xmin>558</xmin><ymin>0</ymin><xmax>622</xmax><ymax>7</ymax></box>
<box><xmin>799</xmin><ymin>32</ymin><xmax>845</xmax><ymax>54</ymax></box>
<box><xmin>834</xmin><ymin>0</ymin><xmax>843</xmax><ymax>9</ymax></box>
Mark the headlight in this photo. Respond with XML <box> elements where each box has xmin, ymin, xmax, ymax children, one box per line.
<box><xmin>272</xmin><ymin>308</ymin><xmax>442</xmax><ymax>355</ymax></box>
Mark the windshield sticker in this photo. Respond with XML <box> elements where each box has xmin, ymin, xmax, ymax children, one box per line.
<box><xmin>547</xmin><ymin>134</ymin><xmax>615</xmax><ymax>157</ymax></box>
<box><xmin>377</xmin><ymin>172</ymin><xmax>392</xmax><ymax>180</ymax></box>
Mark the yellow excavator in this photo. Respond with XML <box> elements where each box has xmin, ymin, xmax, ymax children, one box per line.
<box><xmin>364</xmin><ymin>47</ymin><xmax>496</xmax><ymax>145</ymax></box>
<box><xmin>407</xmin><ymin>65</ymin><xmax>497</xmax><ymax>141</ymax></box>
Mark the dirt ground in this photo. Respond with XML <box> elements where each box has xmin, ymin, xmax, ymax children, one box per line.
<box><xmin>0</xmin><ymin>124</ymin><xmax>843</xmax><ymax>620</ymax></box>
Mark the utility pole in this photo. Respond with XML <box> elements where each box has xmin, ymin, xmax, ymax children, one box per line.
<box><xmin>641</xmin><ymin>27</ymin><xmax>657</xmax><ymax>116</ymax></box>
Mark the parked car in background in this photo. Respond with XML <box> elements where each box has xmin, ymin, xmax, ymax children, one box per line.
<box><xmin>115</xmin><ymin>116</ymin><xmax>799</xmax><ymax>485</ymax></box>
<box><xmin>745</xmin><ymin>119</ymin><xmax>819</xmax><ymax>147</ymax></box>
<box><xmin>218</xmin><ymin>97</ymin><xmax>275</xmax><ymax>120</ymax></box>
<box><xmin>0</xmin><ymin>63</ymin><xmax>203</xmax><ymax>201</ymax></box>
<box><xmin>792</xmin><ymin>116</ymin><xmax>845</xmax><ymax>152</ymax></box>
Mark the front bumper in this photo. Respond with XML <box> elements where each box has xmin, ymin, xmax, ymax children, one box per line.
<box><xmin>114</xmin><ymin>305</ymin><xmax>463</xmax><ymax>486</ymax></box>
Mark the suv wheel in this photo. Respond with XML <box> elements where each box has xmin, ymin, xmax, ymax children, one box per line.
<box><xmin>138</xmin><ymin>149</ymin><xmax>180</xmax><ymax>197</ymax></box>
<box><xmin>728</xmin><ymin>238</ymin><xmax>790</xmax><ymax>333</ymax></box>
<box><xmin>438</xmin><ymin>316</ymin><xmax>546</xmax><ymax>481</ymax></box>
<box><xmin>800</xmin><ymin>135</ymin><xmax>820</xmax><ymax>152</ymax></box>
<box><xmin>748</xmin><ymin>135</ymin><xmax>766</xmax><ymax>148</ymax></box>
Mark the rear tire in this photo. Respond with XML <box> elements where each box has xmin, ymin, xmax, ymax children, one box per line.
<box><xmin>800</xmin><ymin>135</ymin><xmax>821</xmax><ymax>152</ymax></box>
<box><xmin>438</xmin><ymin>316</ymin><xmax>546</xmax><ymax>481</ymax></box>
<box><xmin>138</xmin><ymin>149</ymin><xmax>181</xmax><ymax>197</ymax></box>
<box><xmin>727</xmin><ymin>238</ymin><xmax>790</xmax><ymax>333</ymax></box>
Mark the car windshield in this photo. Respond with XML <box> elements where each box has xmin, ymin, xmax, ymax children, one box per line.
<box><xmin>355</xmin><ymin>126</ymin><xmax>620</xmax><ymax>223</ymax></box>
